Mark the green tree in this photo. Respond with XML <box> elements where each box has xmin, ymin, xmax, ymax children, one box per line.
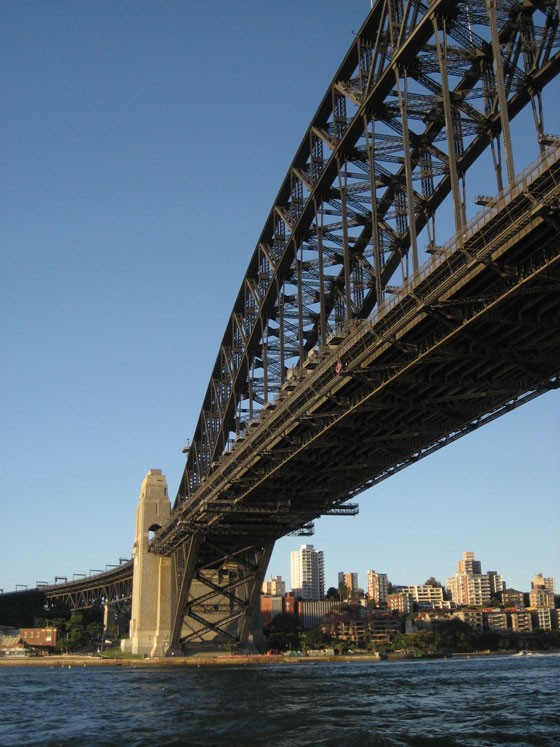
<box><xmin>267</xmin><ymin>613</ymin><xmax>301</xmax><ymax>652</ymax></box>
<box><xmin>433</xmin><ymin>619</ymin><xmax>473</xmax><ymax>651</ymax></box>
<box><xmin>300</xmin><ymin>627</ymin><xmax>333</xmax><ymax>652</ymax></box>
<box><xmin>337</xmin><ymin>581</ymin><xmax>349</xmax><ymax>602</ymax></box>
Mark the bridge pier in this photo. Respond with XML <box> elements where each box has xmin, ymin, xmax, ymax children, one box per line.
<box><xmin>121</xmin><ymin>470</ymin><xmax>174</xmax><ymax>657</ymax></box>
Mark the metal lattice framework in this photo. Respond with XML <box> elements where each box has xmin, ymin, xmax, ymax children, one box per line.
<box><xmin>146</xmin><ymin>0</ymin><xmax>560</xmax><ymax>652</ymax></box>
<box><xmin>176</xmin><ymin>0</ymin><xmax>559</xmax><ymax>503</ymax></box>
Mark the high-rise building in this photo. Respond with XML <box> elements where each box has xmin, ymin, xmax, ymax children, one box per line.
<box><xmin>446</xmin><ymin>551</ymin><xmax>492</xmax><ymax>607</ymax></box>
<box><xmin>531</xmin><ymin>573</ymin><xmax>555</xmax><ymax>593</ymax></box>
<box><xmin>457</xmin><ymin>551</ymin><xmax>482</xmax><ymax>575</ymax></box>
<box><xmin>338</xmin><ymin>571</ymin><xmax>359</xmax><ymax>598</ymax></box>
<box><xmin>487</xmin><ymin>571</ymin><xmax>505</xmax><ymax>598</ymax></box>
<box><xmin>367</xmin><ymin>570</ymin><xmax>389</xmax><ymax>606</ymax></box>
<box><xmin>290</xmin><ymin>544</ymin><xmax>325</xmax><ymax>601</ymax></box>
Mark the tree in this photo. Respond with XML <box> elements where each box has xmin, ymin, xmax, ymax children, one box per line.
<box><xmin>300</xmin><ymin>627</ymin><xmax>333</xmax><ymax>652</ymax></box>
<box><xmin>425</xmin><ymin>577</ymin><xmax>442</xmax><ymax>588</ymax></box>
<box><xmin>338</xmin><ymin>581</ymin><xmax>349</xmax><ymax>602</ymax></box>
<box><xmin>267</xmin><ymin>613</ymin><xmax>301</xmax><ymax>652</ymax></box>
<box><xmin>325</xmin><ymin>587</ymin><xmax>339</xmax><ymax>600</ymax></box>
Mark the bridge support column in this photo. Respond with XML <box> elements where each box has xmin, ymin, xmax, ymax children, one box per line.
<box><xmin>121</xmin><ymin>470</ymin><xmax>174</xmax><ymax>657</ymax></box>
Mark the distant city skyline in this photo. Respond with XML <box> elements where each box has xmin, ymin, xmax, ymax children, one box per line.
<box><xmin>272</xmin><ymin>545</ymin><xmax>557</xmax><ymax>598</ymax></box>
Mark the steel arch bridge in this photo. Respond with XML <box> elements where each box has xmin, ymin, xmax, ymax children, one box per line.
<box><xmin>3</xmin><ymin>0</ymin><xmax>558</xmax><ymax>650</ymax></box>
<box><xmin>146</xmin><ymin>0</ymin><xmax>560</xmax><ymax>652</ymax></box>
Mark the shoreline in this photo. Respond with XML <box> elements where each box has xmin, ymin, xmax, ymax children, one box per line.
<box><xmin>0</xmin><ymin>649</ymin><xmax>541</xmax><ymax>668</ymax></box>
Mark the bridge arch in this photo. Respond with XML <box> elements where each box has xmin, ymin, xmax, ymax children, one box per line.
<box><xmin>145</xmin><ymin>0</ymin><xmax>560</xmax><ymax>654</ymax></box>
<box><xmin>175</xmin><ymin>0</ymin><xmax>560</xmax><ymax>506</ymax></box>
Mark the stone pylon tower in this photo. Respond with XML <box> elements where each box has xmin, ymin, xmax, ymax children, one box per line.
<box><xmin>121</xmin><ymin>470</ymin><xmax>174</xmax><ymax>657</ymax></box>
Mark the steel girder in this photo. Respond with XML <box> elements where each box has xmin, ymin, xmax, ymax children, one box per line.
<box><xmin>175</xmin><ymin>0</ymin><xmax>560</xmax><ymax>504</ymax></box>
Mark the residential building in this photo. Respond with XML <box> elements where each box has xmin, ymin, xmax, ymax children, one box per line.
<box><xmin>394</xmin><ymin>584</ymin><xmax>444</xmax><ymax>608</ymax></box>
<box><xmin>510</xmin><ymin>610</ymin><xmax>532</xmax><ymax>632</ymax></box>
<box><xmin>458</xmin><ymin>551</ymin><xmax>481</xmax><ymax>575</ymax></box>
<box><xmin>321</xmin><ymin>607</ymin><xmax>401</xmax><ymax>645</ymax></box>
<box><xmin>262</xmin><ymin>576</ymin><xmax>286</xmax><ymax>596</ymax></box>
<box><xmin>532</xmin><ymin>608</ymin><xmax>553</xmax><ymax>631</ymax></box>
<box><xmin>531</xmin><ymin>573</ymin><xmax>555</xmax><ymax>593</ymax></box>
<box><xmin>453</xmin><ymin>610</ymin><xmax>484</xmax><ymax>631</ymax></box>
<box><xmin>529</xmin><ymin>587</ymin><xmax>555</xmax><ymax>609</ymax></box>
<box><xmin>529</xmin><ymin>574</ymin><xmax>555</xmax><ymax>608</ymax></box>
<box><xmin>367</xmin><ymin>570</ymin><xmax>389</xmax><ymax>606</ymax></box>
<box><xmin>387</xmin><ymin>592</ymin><xmax>412</xmax><ymax>614</ymax></box>
<box><xmin>446</xmin><ymin>551</ymin><xmax>492</xmax><ymax>606</ymax></box>
<box><xmin>502</xmin><ymin>588</ymin><xmax>525</xmax><ymax>608</ymax></box>
<box><xmin>485</xmin><ymin>612</ymin><xmax>508</xmax><ymax>632</ymax></box>
<box><xmin>487</xmin><ymin>571</ymin><xmax>505</xmax><ymax>597</ymax></box>
<box><xmin>290</xmin><ymin>544</ymin><xmax>325</xmax><ymax>600</ymax></box>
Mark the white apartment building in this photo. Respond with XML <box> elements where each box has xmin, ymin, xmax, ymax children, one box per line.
<box><xmin>446</xmin><ymin>573</ymin><xmax>492</xmax><ymax>606</ymax></box>
<box><xmin>394</xmin><ymin>585</ymin><xmax>444</xmax><ymax>608</ymax></box>
<box><xmin>533</xmin><ymin>608</ymin><xmax>553</xmax><ymax>631</ymax></box>
<box><xmin>510</xmin><ymin>611</ymin><xmax>532</xmax><ymax>633</ymax></box>
<box><xmin>367</xmin><ymin>570</ymin><xmax>389</xmax><ymax>605</ymax></box>
<box><xmin>446</xmin><ymin>551</ymin><xmax>492</xmax><ymax>606</ymax></box>
<box><xmin>290</xmin><ymin>544</ymin><xmax>325</xmax><ymax>601</ymax></box>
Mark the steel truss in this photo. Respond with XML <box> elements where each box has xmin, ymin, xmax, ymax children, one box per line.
<box><xmin>152</xmin><ymin>0</ymin><xmax>560</xmax><ymax>651</ymax></box>
<box><xmin>177</xmin><ymin>0</ymin><xmax>560</xmax><ymax>500</ymax></box>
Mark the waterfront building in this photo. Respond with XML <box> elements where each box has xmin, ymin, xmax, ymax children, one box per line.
<box><xmin>532</xmin><ymin>607</ymin><xmax>553</xmax><ymax>631</ymax></box>
<box><xmin>453</xmin><ymin>609</ymin><xmax>484</xmax><ymax>631</ymax></box>
<box><xmin>509</xmin><ymin>610</ymin><xmax>533</xmax><ymax>633</ymax></box>
<box><xmin>321</xmin><ymin>607</ymin><xmax>401</xmax><ymax>645</ymax></box>
<box><xmin>19</xmin><ymin>627</ymin><xmax>58</xmax><ymax>651</ymax></box>
<box><xmin>367</xmin><ymin>570</ymin><xmax>389</xmax><ymax>606</ymax></box>
<box><xmin>290</xmin><ymin>544</ymin><xmax>325</xmax><ymax>600</ymax></box>
<box><xmin>485</xmin><ymin>612</ymin><xmax>508</xmax><ymax>632</ymax></box>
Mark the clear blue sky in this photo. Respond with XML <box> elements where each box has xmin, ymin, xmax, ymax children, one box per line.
<box><xmin>2</xmin><ymin>1</ymin><xmax>559</xmax><ymax>596</ymax></box>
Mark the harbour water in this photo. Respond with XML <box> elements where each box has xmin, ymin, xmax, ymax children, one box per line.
<box><xmin>1</xmin><ymin>653</ymin><xmax>558</xmax><ymax>746</ymax></box>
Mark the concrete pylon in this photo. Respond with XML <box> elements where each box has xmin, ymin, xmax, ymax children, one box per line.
<box><xmin>121</xmin><ymin>470</ymin><xmax>174</xmax><ymax>657</ymax></box>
